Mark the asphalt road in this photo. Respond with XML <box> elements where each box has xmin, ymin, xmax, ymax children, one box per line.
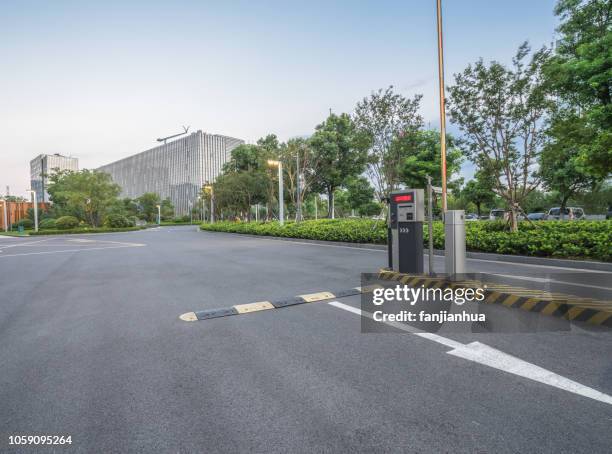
<box><xmin>1</xmin><ymin>227</ymin><xmax>611</xmax><ymax>453</ymax></box>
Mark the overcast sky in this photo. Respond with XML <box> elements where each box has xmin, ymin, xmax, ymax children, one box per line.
<box><xmin>0</xmin><ymin>0</ymin><xmax>558</xmax><ymax>198</ymax></box>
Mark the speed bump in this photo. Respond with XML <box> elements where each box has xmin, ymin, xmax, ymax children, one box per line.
<box><xmin>299</xmin><ymin>292</ymin><xmax>336</xmax><ymax>302</ymax></box>
<box><xmin>180</xmin><ymin>286</ymin><xmax>364</xmax><ymax>322</ymax></box>
<box><xmin>234</xmin><ymin>302</ymin><xmax>274</xmax><ymax>314</ymax></box>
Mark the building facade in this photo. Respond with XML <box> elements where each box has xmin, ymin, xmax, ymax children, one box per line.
<box><xmin>97</xmin><ymin>130</ymin><xmax>243</xmax><ymax>215</ymax></box>
<box><xmin>30</xmin><ymin>154</ymin><xmax>79</xmax><ymax>203</ymax></box>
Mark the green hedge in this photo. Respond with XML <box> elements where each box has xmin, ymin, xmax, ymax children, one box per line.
<box><xmin>200</xmin><ymin>219</ymin><xmax>612</xmax><ymax>262</ymax></box>
<box><xmin>30</xmin><ymin>226</ymin><xmax>145</xmax><ymax>235</ymax></box>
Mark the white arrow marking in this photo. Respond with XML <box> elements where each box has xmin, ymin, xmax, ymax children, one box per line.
<box><xmin>328</xmin><ymin>301</ymin><xmax>612</xmax><ymax>406</ymax></box>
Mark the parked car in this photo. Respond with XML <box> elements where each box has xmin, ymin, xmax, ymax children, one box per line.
<box><xmin>489</xmin><ymin>209</ymin><xmax>507</xmax><ymax>221</ymax></box>
<box><xmin>465</xmin><ymin>213</ymin><xmax>479</xmax><ymax>221</ymax></box>
<box><xmin>527</xmin><ymin>212</ymin><xmax>547</xmax><ymax>221</ymax></box>
<box><xmin>547</xmin><ymin>207</ymin><xmax>585</xmax><ymax>220</ymax></box>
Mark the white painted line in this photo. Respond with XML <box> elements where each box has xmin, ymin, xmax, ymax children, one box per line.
<box><xmin>0</xmin><ymin>238</ymin><xmax>52</xmax><ymax>250</ymax></box>
<box><xmin>327</xmin><ymin>300</ymin><xmax>612</xmax><ymax>406</ymax></box>
<box><xmin>0</xmin><ymin>244</ymin><xmax>145</xmax><ymax>259</ymax></box>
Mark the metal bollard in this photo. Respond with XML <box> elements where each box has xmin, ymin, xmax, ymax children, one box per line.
<box><xmin>445</xmin><ymin>210</ymin><xmax>466</xmax><ymax>277</ymax></box>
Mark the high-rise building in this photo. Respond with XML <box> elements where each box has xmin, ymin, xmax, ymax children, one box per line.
<box><xmin>30</xmin><ymin>153</ymin><xmax>79</xmax><ymax>203</ymax></box>
<box><xmin>97</xmin><ymin>130</ymin><xmax>243</xmax><ymax>215</ymax></box>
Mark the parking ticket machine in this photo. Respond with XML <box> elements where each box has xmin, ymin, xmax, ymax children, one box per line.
<box><xmin>388</xmin><ymin>189</ymin><xmax>424</xmax><ymax>273</ymax></box>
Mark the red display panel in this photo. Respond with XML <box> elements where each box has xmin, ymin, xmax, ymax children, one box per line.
<box><xmin>393</xmin><ymin>194</ymin><xmax>413</xmax><ymax>202</ymax></box>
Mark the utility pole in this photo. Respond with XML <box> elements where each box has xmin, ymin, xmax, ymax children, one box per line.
<box><xmin>28</xmin><ymin>190</ymin><xmax>39</xmax><ymax>232</ymax></box>
<box><xmin>436</xmin><ymin>0</ymin><xmax>448</xmax><ymax>212</ymax></box>
<box><xmin>296</xmin><ymin>150</ymin><xmax>302</xmax><ymax>222</ymax></box>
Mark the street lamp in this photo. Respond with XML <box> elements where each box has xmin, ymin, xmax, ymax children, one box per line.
<box><xmin>436</xmin><ymin>0</ymin><xmax>448</xmax><ymax>212</ymax></box>
<box><xmin>204</xmin><ymin>185</ymin><xmax>214</xmax><ymax>224</ymax></box>
<box><xmin>156</xmin><ymin>204</ymin><xmax>161</xmax><ymax>225</ymax></box>
<box><xmin>0</xmin><ymin>199</ymin><xmax>7</xmax><ymax>232</ymax></box>
<box><xmin>267</xmin><ymin>160</ymin><xmax>284</xmax><ymax>226</ymax></box>
<box><xmin>27</xmin><ymin>190</ymin><xmax>39</xmax><ymax>232</ymax></box>
<box><xmin>296</xmin><ymin>149</ymin><xmax>302</xmax><ymax>223</ymax></box>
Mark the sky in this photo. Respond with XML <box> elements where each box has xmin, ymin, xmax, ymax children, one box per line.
<box><xmin>0</xmin><ymin>0</ymin><xmax>559</xmax><ymax>198</ymax></box>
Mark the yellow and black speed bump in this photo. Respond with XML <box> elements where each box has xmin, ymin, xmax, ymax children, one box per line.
<box><xmin>180</xmin><ymin>286</ymin><xmax>380</xmax><ymax>322</ymax></box>
<box><xmin>378</xmin><ymin>269</ymin><xmax>612</xmax><ymax>328</ymax></box>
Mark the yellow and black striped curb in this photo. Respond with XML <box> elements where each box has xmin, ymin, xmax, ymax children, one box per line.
<box><xmin>179</xmin><ymin>286</ymin><xmax>382</xmax><ymax>322</ymax></box>
<box><xmin>378</xmin><ymin>270</ymin><xmax>612</xmax><ymax>328</ymax></box>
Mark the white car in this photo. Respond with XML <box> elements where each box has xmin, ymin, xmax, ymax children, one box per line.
<box><xmin>547</xmin><ymin>207</ymin><xmax>585</xmax><ymax>220</ymax></box>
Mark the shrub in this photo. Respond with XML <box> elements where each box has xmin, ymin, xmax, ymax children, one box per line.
<box><xmin>39</xmin><ymin>218</ymin><xmax>57</xmax><ymax>230</ymax></box>
<box><xmin>12</xmin><ymin>218</ymin><xmax>34</xmax><ymax>229</ymax></box>
<box><xmin>200</xmin><ymin>219</ymin><xmax>612</xmax><ymax>262</ymax></box>
<box><xmin>104</xmin><ymin>214</ymin><xmax>134</xmax><ymax>228</ymax></box>
<box><xmin>29</xmin><ymin>226</ymin><xmax>144</xmax><ymax>235</ymax></box>
<box><xmin>55</xmin><ymin>216</ymin><xmax>80</xmax><ymax>230</ymax></box>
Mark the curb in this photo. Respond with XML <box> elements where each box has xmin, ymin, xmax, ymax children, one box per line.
<box><xmin>198</xmin><ymin>230</ymin><xmax>612</xmax><ymax>272</ymax></box>
<box><xmin>378</xmin><ymin>270</ymin><xmax>612</xmax><ymax>328</ymax></box>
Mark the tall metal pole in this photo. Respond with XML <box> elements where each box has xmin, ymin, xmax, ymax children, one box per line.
<box><xmin>436</xmin><ymin>0</ymin><xmax>448</xmax><ymax>212</ymax></box>
<box><xmin>210</xmin><ymin>187</ymin><xmax>215</xmax><ymax>224</ymax></box>
<box><xmin>315</xmin><ymin>195</ymin><xmax>318</xmax><ymax>220</ymax></box>
<box><xmin>278</xmin><ymin>162</ymin><xmax>284</xmax><ymax>226</ymax></box>
<box><xmin>296</xmin><ymin>152</ymin><xmax>302</xmax><ymax>222</ymax></box>
<box><xmin>1</xmin><ymin>201</ymin><xmax>7</xmax><ymax>232</ymax></box>
<box><xmin>31</xmin><ymin>191</ymin><xmax>39</xmax><ymax>232</ymax></box>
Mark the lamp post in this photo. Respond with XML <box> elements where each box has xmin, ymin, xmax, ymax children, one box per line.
<box><xmin>436</xmin><ymin>0</ymin><xmax>448</xmax><ymax>212</ymax></box>
<box><xmin>267</xmin><ymin>160</ymin><xmax>284</xmax><ymax>226</ymax></box>
<box><xmin>0</xmin><ymin>199</ymin><xmax>7</xmax><ymax>232</ymax></box>
<box><xmin>27</xmin><ymin>190</ymin><xmax>39</xmax><ymax>232</ymax></box>
<box><xmin>296</xmin><ymin>151</ymin><xmax>302</xmax><ymax>223</ymax></box>
<box><xmin>156</xmin><ymin>204</ymin><xmax>161</xmax><ymax>225</ymax></box>
<box><xmin>204</xmin><ymin>185</ymin><xmax>214</xmax><ymax>224</ymax></box>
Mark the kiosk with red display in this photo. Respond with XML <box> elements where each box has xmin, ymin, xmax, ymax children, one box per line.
<box><xmin>388</xmin><ymin>189</ymin><xmax>424</xmax><ymax>273</ymax></box>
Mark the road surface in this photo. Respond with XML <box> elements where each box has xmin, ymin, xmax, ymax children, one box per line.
<box><xmin>1</xmin><ymin>227</ymin><xmax>611</xmax><ymax>453</ymax></box>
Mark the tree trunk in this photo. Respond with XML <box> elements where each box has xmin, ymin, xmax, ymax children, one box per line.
<box><xmin>476</xmin><ymin>203</ymin><xmax>481</xmax><ymax>218</ymax></box>
<box><xmin>328</xmin><ymin>189</ymin><xmax>335</xmax><ymax>219</ymax></box>
<box><xmin>509</xmin><ymin>206</ymin><xmax>518</xmax><ymax>232</ymax></box>
<box><xmin>560</xmin><ymin>195</ymin><xmax>570</xmax><ymax>221</ymax></box>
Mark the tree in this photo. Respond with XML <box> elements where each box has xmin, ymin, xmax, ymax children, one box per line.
<box><xmin>392</xmin><ymin>130</ymin><xmax>464</xmax><ymax>191</ymax></box>
<box><xmin>213</xmin><ymin>171</ymin><xmax>267</xmax><ymax>220</ymax></box>
<box><xmin>539</xmin><ymin>113</ymin><xmax>599</xmax><ymax>218</ymax></box>
<box><xmin>447</xmin><ymin>43</ymin><xmax>552</xmax><ymax>231</ymax></box>
<box><xmin>46</xmin><ymin>170</ymin><xmax>121</xmax><ymax>227</ymax></box>
<box><xmin>344</xmin><ymin>176</ymin><xmax>380</xmax><ymax>216</ymax></box>
<box><xmin>136</xmin><ymin>192</ymin><xmax>161</xmax><ymax>222</ymax></box>
<box><xmin>309</xmin><ymin>113</ymin><xmax>370</xmax><ymax>218</ymax></box>
<box><xmin>461</xmin><ymin>171</ymin><xmax>497</xmax><ymax>217</ymax></box>
<box><xmin>222</xmin><ymin>144</ymin><xmax>265</xmax><ymax>173</ymax></box>
<box><xmin>543</xmin><ymin>0</ymin><xmax>611</xmax><ymax>178</ymax></box>
<box><xmin>353</xmin><ymin>86</ymin><xmax>423</xmax><ymax>199</ymax></box>
<box><xmin>160</xmin><ymin>198</ymin><xmax>174</xmax><ymax>220</ymax></box>
<box><xmin>279</xmin><ymin>138</ymin><xmax>319</xmax><ymax>219</ymax></box>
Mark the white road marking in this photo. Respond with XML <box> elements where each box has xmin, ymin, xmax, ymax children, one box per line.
<box><xmin>0</xmin><ymin>244</ymin><xmax>145</xmax><ymax>258</ymax></box>
<box><xmin>328</xmin><ymin>300</ymin><xmax>612</xmax><ymax>406</ymax></box>
<box><xmin>0</xmin><ymin>238</ymin><xmax>52</xmax><ymax>250</ymax></box>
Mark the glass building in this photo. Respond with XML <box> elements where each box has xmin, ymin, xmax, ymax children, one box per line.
<box><xmin>30</xmin><ymin>153</ymin><xmax>79</xmax><ymax>203</ymax></box>
<box><xmin>97</xmin><ymin>130</ymin><xmax>243</xmax><ymax>215</ymax></box>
